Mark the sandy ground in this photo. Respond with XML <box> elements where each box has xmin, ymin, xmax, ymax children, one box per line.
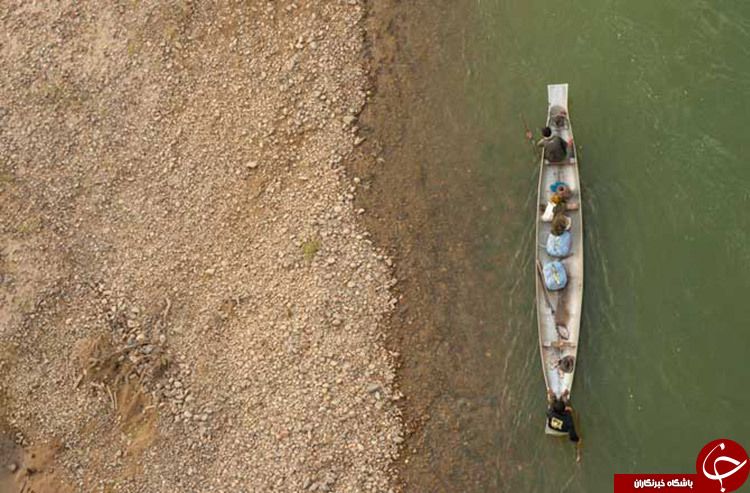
<box><xmin>355</xmin><ymin>1</ymin><xmax>507</xmax><ymax>490</ymax></box>
<box><xmin>0</xmin><ymin>1</ymin><xmax>402</xmax><ymax>492</ymax></box>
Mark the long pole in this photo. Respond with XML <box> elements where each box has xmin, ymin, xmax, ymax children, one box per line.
<box><xmin>536</xmin><ymin>260</ymin><xmax>555</xmax><ymax>316</ymax></box>
<box><xmin>574</xmin><ymin>409</ymin><xmax>583</xmax><ymax>465</ymax></box>
<box><xmin>520</xmin><ymin>112</ymin><xmax>540</xmax><ymax>159</ymax></box>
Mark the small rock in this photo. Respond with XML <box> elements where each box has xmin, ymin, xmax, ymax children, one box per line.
<box><xmin>8</xmin><ymin>463</ymin><xmax>17</xmax><ymax>473</ymax></box>
<box><xmin>247</xmin><ymin>161</ymin><xmax>259</xmax><ymax>169</ymax></box>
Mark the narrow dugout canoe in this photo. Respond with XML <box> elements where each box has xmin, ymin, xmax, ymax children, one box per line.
<box><xmin>534</xmin><ymin>84</ymin><xmax>583</xmax><ymax>435</ymax></box>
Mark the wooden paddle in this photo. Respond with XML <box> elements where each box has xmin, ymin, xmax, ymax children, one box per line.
<box><xmin>574</xmin><ymin>409</ymin><xmax>583</xmax><ymax>465</ymax></box>
<box><xmin>536</xmin><ymin>260</ymin><xmax>555</xmax><ymax>316</ymax></box>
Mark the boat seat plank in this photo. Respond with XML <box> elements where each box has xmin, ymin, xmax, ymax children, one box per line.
<box><xmin>542</xmin><ymin>341</ymin><xmax>577</xmax><ymax>349</ymax></box>
<box><xmin>544</xmin><ymin>158</ymin><xmax>577</xmax><ymax>166</ymax></box>
<box><xmin>538</xmin><ymin>202</ymin><xmax>580</xmax><ymax>211</ymax></box>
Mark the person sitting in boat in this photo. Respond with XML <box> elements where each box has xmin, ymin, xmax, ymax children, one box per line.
<box><xmin>537</xmin><ymin>126</ymin><xmax>568</xmax><ymax>163</ymax></box>
<box><xmin>551</xmin><ymin>211</ymin><xmax>571</xmax><ymax>236</ymax></box>
<box><xmin>547</xmin><ymin>390</ymin><xmax>579</xmax><ymax>442</ymax></box>
<box><xmin>549</xmin><ymin>106</ymin><xmax>568</xmax><ymax>129</ymax></box>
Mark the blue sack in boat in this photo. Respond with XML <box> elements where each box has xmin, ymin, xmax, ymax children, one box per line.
<box><xmin>543</xmin><ymin>261</ymin><xmax>568</xmax><ymax>291</ymax></box>
<box><xmin>546</xmin><ymin>230</ymin><xmax>572</xmax><ymax>258</ymax></box>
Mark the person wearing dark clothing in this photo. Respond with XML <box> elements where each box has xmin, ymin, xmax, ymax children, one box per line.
<box><xmin>547</xmin><ymin>396</ymin><xmax>579</xmax><ymax>442</ymax></box>
<box><xmin>551</xmin><ymin>212</ymin><xmax>570</xmax><ymax>236</ymax></box>
<box><xmin>537</xmin><ymin>126</ymin><xmax>568</xmax><ymax>163</ymax></box>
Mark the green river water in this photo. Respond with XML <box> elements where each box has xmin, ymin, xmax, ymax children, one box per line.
<box><xmin>375</xmin><ymin>0</ymin><xmax>750</xmax><ymax>491</ymax></box>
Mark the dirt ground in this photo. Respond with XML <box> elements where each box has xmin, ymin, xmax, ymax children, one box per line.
<box><xmin>0</xmin><ymin>1</ymin><xmax>402</xmax><ymax>492</ymax></box>
<box><xmin>353</xmin><ymin>1</ymin><xmax>507</xmax><ymax>490</ymax></box>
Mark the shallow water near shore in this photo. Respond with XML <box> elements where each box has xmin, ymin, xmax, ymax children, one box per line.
<box><xmin>361</xmin><ymin>0</ymin><xmax>750</xmax><ymax>491</ymax></box>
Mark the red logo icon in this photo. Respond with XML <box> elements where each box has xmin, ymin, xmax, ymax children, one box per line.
<box><xmin>695</xmin><ymin>439</ymin><xmax>749</xmax><ymax>492</ymax></box>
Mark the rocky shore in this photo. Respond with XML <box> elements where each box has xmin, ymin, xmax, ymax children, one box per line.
<box><xmin>0</xmin><ymin>1</ymin><xmax>402</xmax><ymax>491</ymax></box>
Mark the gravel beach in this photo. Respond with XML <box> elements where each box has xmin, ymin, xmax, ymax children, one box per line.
<box><xmin>0</xmin><ymin>1</ymin><xmax>402</xmax><ymax>491</ymax></box>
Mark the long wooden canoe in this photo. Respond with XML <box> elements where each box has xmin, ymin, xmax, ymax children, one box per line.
<box><xmin>535</xmin><ymin>84</ymin><xmax>583</xmax><ymax>435</ymax></box>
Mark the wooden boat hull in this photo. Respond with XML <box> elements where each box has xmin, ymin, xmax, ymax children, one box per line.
<box><xmin>535</xmin><ymin>84</ymin><xmax>583</xmax><ymax>434</ymax></box>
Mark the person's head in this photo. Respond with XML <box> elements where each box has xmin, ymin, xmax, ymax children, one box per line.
<box><xmin>553</xmin><ymin>398</ymin><xmax>566</xmax><ymax>414</ymax></box>
<box><xmin>541</xmin><ymin>126</ymin><xmax>552</xmax><ymax>138</ymax></box>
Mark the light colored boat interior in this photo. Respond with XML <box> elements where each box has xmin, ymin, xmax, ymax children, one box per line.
<box><xmin>535</xmin><ymin>84</ymin><xmax>583</xmax><ymax>408</ymax></box>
